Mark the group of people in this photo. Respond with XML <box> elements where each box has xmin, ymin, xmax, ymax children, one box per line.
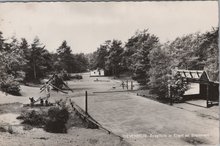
<box><xmin>120</xmin><ymin>80</ymin><xmax>134</xmax><ymax>90</ymax></box>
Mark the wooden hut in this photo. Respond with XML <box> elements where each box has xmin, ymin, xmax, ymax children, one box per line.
<box><xmin>175</xmin><ymin>69</ymin><xmax>219</xmax><ymax>107</ymax></box>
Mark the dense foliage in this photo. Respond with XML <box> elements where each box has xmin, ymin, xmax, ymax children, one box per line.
<box><xmin>149</xmin><ymin>28</ymin><xmax>218</xmax><ymax>98</ymax></box>
<box><xmin>0</xmin><ymin>33</ymin><xmax>25</xmax><ymax>95</ymax></box>
<box><xmin>90</xmin><ymin>28</ymin><xmax>218</xmax><ymax>99</ymax></box>
<box><xmin>54</xmin><ymin>41</ymin><xmax>89</xmax><ymax>73</ymax></box>
<box><xmin>124</xmin><ymin>30</ymin><xmax>159</xmax><ymax>85</ymax></box>
<box><xmin>0</xmin><ymin>27</ymin><xmax>218</xmax><ymax>99</ymax></box>
<box><xmin>0</xmin><ymin>32</ymin><xmax>88</xmax><ymax>95</ymax></box>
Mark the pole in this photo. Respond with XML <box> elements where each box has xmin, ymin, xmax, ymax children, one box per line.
<box><xmin>206</xmin><ymin>84</ymin><xmax>209</xmax><ymax>108</ymax></box>
<box><xmin>85</xmin><ymin>91</ymin><xmax>88</xmax><ymax>114</ymax></box>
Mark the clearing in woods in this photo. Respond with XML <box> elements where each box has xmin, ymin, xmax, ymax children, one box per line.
<box><xmin>70</xmin><ymin>73</ymin><xmax>219</xmax><ymax>146</ymax></box>
<box><xmin>0</xmin><ymin>72</ymin><xmax>218</xmax><ymax>146</ymax></box>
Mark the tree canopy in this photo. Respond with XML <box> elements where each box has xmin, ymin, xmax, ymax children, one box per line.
<box><xmin>90</xmin><ymin>27</ymin><xmax>218</xmax><ymax>98</ymax></box>
<box><xmin>0</xmin><ymin>27</ymin><xmax>218</xmax><ymax>98</ymax></box>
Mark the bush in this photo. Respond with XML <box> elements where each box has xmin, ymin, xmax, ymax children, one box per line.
<box><xmin>0</xmin><ymin>126</ymin><xmax>14</xmax><ymax>134</ymax></box>
<box><xmin>0</xmin><ymin>76</ymin><xmax>21</xmax><ymax>96</ymax></box>
<box><xmin>44</xmin><ymin>106</ymin><xmax>69</xmax><ymax>133</ymax></box>
<box><xmin>0</xmin><ymin>126</ymin><xmax>7</xmax><ymax>132</ymax></box>
<box><xmin>51</xmin><ymin>74</ymin><xmax>64</xmax><ymax>90</ymax></box>
<box><xmin>60</xmin><ymin>70</ymin><xmax>71</xmax><ymax>81</ymax></box>
<box><xmin>170</xmin><ymin>73</ymin><xmax>189</xmax><ymax>102</ymax></box>
<box><xmin>17</xmin><ymin>110</ymin><xmax>47</xmax><ymax>127</ymax></box>
<box><xmin>18</xmin><ymin>107</ymin><xmax>70</xmax><ymax>133</ymax></box>
<box><xmin>71</xmin><ymin>75</ymin><xmax>82</xmax><ymax>80</ymax></box>
<box><xmin>7</xmin><ymin>125</ymin><xmax>13</xmax><ymax>134</ymax></box>
<box><xmin>18</xmin><ymin>106</ymin><xmax>70</xmax><ymax>133</ymax></box>
<box><xmin>62</xmin><ymin>73</ymin><xmax>70</xmax><ymax>81</ymax></box>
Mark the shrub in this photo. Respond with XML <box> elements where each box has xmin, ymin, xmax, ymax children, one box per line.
<box><xmin>17</xmin><ymin>107</ymin><xmax>69</xmax><ymax>133</ymax></box>
<box><xmin>62</xmin><ymin>73</ymin><xmax>70</xmax><ymax>81</ymax></box>
<box><xmin>170</xmin><ymin>73</ymin><xmax>189</xmax><ymax>102</ymax></box>
<box><xmin>7</xmin><ymin>125</ymin><xmax>13</xmax><ymax>134</ymax></box>
<box><xmin>44</xmin><ymin>106</ymin><xmax>69</xmax><ymax>133</ymax></box>
<box><xmin>0</xmin><ymin>126</ymin><xmax>14</xmax><ymax>134</ymax></box>
<box><xmin>17</xmin><ymin>110</ymin><xmax>47</xmax><ymax>127</ymax></box>
<box><xmin>60</xmin><ymin>70</ymin><xmax>71</xmax><ymax>81</ymax></box>
<box><xmin>51</xmin><ymin>74</ymin><xmax>64</xmax><ymax>90</ymax></box>
<box><xmin>71</xmin><ymin>75</ymin><xmax>82</xmax><ymax>80</ymax></box>
<box><xmin>0</xmin><ymin>126</ymin><xmax>7</xmax><ymax>132</ymax></box>
<box><xmin>0</xmin><ymin>76</ymin><xmax>21</xmax><ymax>96</ymax></box>
<box><xmin>23</xmin><ymin>124</ymin><xmax>33</xmax><ymax>130</ymax></box>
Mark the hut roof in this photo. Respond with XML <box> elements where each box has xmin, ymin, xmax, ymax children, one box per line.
<box><xmin>176</xmin><ymin>69</ymin><xmax>210</xmax><ymax>83</ymax></box>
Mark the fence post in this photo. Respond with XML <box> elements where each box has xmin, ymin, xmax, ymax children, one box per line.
<box><xmin>85</xmin><ymin>91</ymin><xmax>88</xmax><ymax>114</ymax></box>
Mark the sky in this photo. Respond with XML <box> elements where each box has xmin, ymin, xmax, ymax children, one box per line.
<box><xmin>0</xmin><ymin>1</ymin><xmax>218</xmax><ymax>53</ymax></box>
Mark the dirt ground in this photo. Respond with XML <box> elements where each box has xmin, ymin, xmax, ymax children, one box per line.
<box><xmin>0</xmin><ymin>126</ymin><xmax>129</xmax><ymax>146</ymax></box>
<box><xmin>0</xmin><ymin>72</ymin><xmax>219</xmax><ymax>146</ymax></box>
<box><xmin>0</xmin><ymin>75</ymin><xmax>130</xmax><ymax>146</ymax></box>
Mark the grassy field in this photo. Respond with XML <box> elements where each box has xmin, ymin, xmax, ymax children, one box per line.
<box><xmin>70</xmin><ymin>73</ymin><xmax>219</xmax><ymax>146</ymax></box>
<box><xmin>0</xmin><ymin>72</ymin><xmax>218</xmax><ymax>146</ymax></box>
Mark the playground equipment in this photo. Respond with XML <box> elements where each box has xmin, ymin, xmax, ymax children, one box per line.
<box><xmin>29</xmin><ymin>73</ymin><xmax>73</xmax><ymax>106</ymax></box>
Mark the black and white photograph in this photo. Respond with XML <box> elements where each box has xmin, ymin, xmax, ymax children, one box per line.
<box><xmin>0</xmin><ymin>1</ymin><xmax>218</xmax><ymax>146</ymax></box>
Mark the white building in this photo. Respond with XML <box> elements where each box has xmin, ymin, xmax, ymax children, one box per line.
<box><xmin>90</xmin><ymin>69</ymin><xmax>105</xmax><ymax>77</ymax></box>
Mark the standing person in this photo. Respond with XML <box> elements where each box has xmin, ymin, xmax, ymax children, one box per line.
<box><xmin>121</xmin><ymin>81</ymin><xmax>125</xmax><ymax>89</ymax></box>
<box><xmin>131</xmin><ymin>81</ymin><xmax>134</xmax><ymax>90</ymax></box>
<box><xmin>168</xmin><ymin>84</ymin><xmax>173</xmax><ymax>105</ymax></box>
<box><xmin>45</xmin><ymin>85</ymin><xmax>50</xmax><ymax>106</ymax></box>
<box><xmin>126</xmin><ymin>80</ymin><xmax>129</xmax><ymax>90</ymax></box>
